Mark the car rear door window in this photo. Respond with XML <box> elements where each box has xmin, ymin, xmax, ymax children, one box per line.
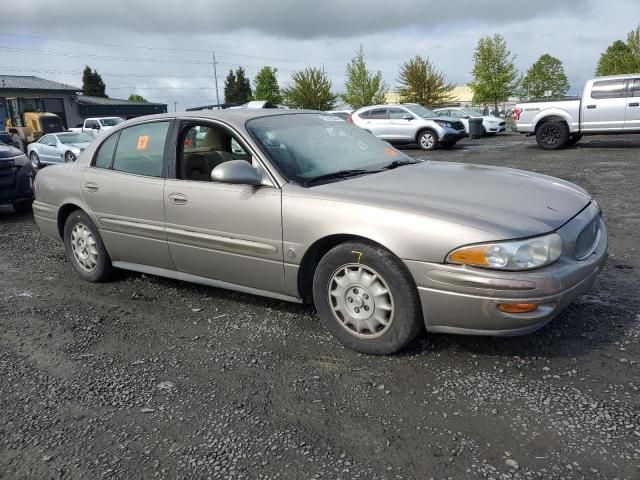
<box><xmin>591</xmin><ymin>80</ymin><xmax>627</xmax><ymax>99</ymax></box>
<box><xmin>94</xmin><ymin>133</ymin><xmax>120</xmax><ymax>169</ymax></box>
<box><xmin>368</xmin><ymin>108</ymin><xmax>388</xmax><ymax>119</ymax></box>
<box><xmin>631</xmin><ymin>79</ymin><xmax>640</xmax><ymax>97</ymax></box>
<box><xmin>112</xmin><ymin>122</ymin><xmax>169</xmax><ymax>177</ymax></box>
<box><xmin>388</xmin><ymin>108</ymin><xmax>408</xmax><ymax>119</ymax></box>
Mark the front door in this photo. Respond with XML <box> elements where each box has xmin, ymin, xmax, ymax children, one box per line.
<box><xmin>81</xmin><ymin>121</ymin><xmax>174</xmax><ymax>270</ymax></box>
<box><xmin>38</xmin><ymin>135</ymin><xmax>59</xmax><ymax>163</ymax></box>
<box><xmin>625</xmin><ymin>78</ymin><xmax>640</xmax><ymax>131</ymax></box>
<box><xmin>386</xmin><ymin>107</ymin><xmax>416</xmax><ymax>141</ymax></box>
<box><xmin>581</xmin><ymin>78</ymin><xmax>627</xmax><ymax>132</ymax></box>
<box><xmin>164</xmin><ymin>121</ymin><xmax>285</xmax><ymax>293</ymax></box>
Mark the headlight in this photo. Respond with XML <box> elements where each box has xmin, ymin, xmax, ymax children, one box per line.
<box><xmin>434</xmin><ymin>120</ymin><xmax>453</xmax><ymax>128</ymax></box>
<box><xmin>447</xmin><ymin>233</ymin><xmax>563</xmax><ymax>270</ymax></box>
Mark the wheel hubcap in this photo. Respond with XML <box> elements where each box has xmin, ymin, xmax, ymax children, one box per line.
<box><xmin>420</xmin><ymin>133</ymin><xmax>435</xmax><ymax>148</ymax></box>
<box><xmin>70</xmin><ymin>223</ymin><xmax>98</xmax><ymax>272</ymax></box>
<box><xmin>328</xmin><ymin>264</ymin><xmax>394</xmax><ymax>339</ymax></box>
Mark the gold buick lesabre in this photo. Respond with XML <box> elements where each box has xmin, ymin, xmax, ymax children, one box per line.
<box><xmin>33</xmin><ymin>110</ymin><xmax>607</xmax><ymax>354</ymax></box>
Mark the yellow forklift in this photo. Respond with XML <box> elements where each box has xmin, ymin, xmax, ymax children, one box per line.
<box><xmin>4</xmin><ymin>98</ymin><xmax>64</xmax><ymax>153</ymax></box>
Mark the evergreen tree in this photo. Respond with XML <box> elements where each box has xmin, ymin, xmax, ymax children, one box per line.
<box><xmin>224</xmin><ymin>67</ymin><xmax>253</xmax><ymax>104</ymax></box>
<box><xmin>128</xmin><ymin>94</ymin><xmax>147</xmax><ymax>102</ymax></box>
<box><xmin>82</xmin><ymin>65</ymin><xmax>107</xmax><ymax>97</ymax></box>
<box><xmin>341</xmin><ymin>46</ymin><xmax>388</xmax><ymax>109</ymax></box>
<box><xmin>396</xmin><ymin>55</ymin><xmax>454</xmax><ymax>106</ymax></box>
<box><xmin>253</xmin><ymin>66</ymin><xmax>282</xmax><ymax>104</ymax></box>
<box><xmin>282</xmin><ymin>67</ymin><xmax>338</xmax><ymax>110</ymax></box>
<box><xmin>224</xmin><ymin>69</ymin><xmax>237</xmax><ymax>104</ymax></box>
<box><xmin>520</xmin><ymin>54</ymin><xmax>570</xmax><ymax>99</ymax></box>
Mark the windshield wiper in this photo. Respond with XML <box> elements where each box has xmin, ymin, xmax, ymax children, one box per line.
<box><xmin>383</xmin><ymin>159</ymin><xmax>420</xmax><ymax>170</ymax></box>
<box><xmin>306</xmin><ymin>169</ymin><xmax>375</xmax><ymax>185</ymax></box>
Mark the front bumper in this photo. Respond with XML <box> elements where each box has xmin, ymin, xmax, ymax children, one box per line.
<box><xmin>0</xmin><ymin>163</ymin><xmax>34</xmax><ymax>205</ymax></box>
<box><xmin>441</xmin><ymin>127</ymin><xmax>467</xmax><ymax>143</ymax></box>
<box><xmin>403</xmin><ymin>208</ymin><xmax>608</xmax><ymax>336</ymax></box>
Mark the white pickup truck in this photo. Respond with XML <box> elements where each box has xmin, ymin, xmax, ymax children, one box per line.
<box><xmin>69</xmin><ymin>117</ymin><xmax>124</xmax><ymax>137</ymax></box>
<box><xmin>513</xmin><ymin>74</ymin><xmax>640</xmax><ymax>149</ymax></box>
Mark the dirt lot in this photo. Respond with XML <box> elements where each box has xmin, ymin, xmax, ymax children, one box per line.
<box><xmin>1</xmin><ymin>132</ymin><xmax>639</xmax><ymax>480</ymax></box>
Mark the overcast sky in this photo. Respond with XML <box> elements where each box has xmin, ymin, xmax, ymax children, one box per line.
<box><xmin>2</xmin><ymin>0</ymin><xmax>639</xmax><ymax>109</ymax></box>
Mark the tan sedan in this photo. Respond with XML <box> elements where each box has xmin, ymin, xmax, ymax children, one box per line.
<box><xmin>33</xmin><ymin>110</ymin><xmax>607</xmax><ymax>354</ymax></box>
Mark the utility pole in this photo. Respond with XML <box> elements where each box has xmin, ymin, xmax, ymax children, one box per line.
<box><xmin>174</xmin><ymin>102</ymin><xmax>177</xmax><ymax>112</ymax></box>
<box><xmin>212</xmin><ymin>51</ymin><xmax>221</xmax><ymax>109</ymax></box>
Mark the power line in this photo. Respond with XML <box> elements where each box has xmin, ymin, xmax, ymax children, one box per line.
<box><xmin>0</xmin><ymin>65</ymin><xmax>220</xmax><ymax>79</ymax></box>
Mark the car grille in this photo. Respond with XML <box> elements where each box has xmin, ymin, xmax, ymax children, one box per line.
<box><xmin>452</xmin><ymin>121</ymin><xmax>465</xmax><ymax>130</ymax></box>
<box><xmin>575</xmin><ymin>214</ymin><xmax>602</xmax><ymax>260</ymax></box>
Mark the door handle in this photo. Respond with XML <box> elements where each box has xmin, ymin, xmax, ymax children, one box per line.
<box><xmin>84</xmin><ymin>182</ymin><xmax>99</xmax><ymax>192</ymax></box>
<box><xmin>168</xmin><ymin>193</ymin><xmax>188</xmax><ymax>205</ymax></box>
<box><xmin>586</xmin><ymin>105</ymin><xmax>597</xmax><ymax>109</ymax></box>
<box><xmin>629</xmin><ymin>102</ymin><xmax>640</xmax><ymax>107</ymax></box>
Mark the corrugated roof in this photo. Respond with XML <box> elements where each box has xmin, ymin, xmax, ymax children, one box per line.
<box><xmin>0</xmin><ymin>75</ymin><xmax>80</xmax><ymax>91</ymax></box>
<box><xmin>77</xmin><ymin>95</ymin><xmax>166</xmax><ymax>106</ymax></box>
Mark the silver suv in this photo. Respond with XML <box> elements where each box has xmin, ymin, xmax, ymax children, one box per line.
<box><xmin>350</xmin><ymin>104</ymin><xmax>467</xmax><ymax>150</ymax></box>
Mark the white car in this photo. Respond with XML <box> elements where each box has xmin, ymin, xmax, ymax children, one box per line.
<box><xmin>434</xmin><ymin>107</ymin><xmax>506</xmax><ymax>136</ymax></box>
<box><xmin>68</xmin><ymin>117</ymin><xmax>125</xmax><ymax>137</ymax></box>
<box><xmin>27</xmin><ymin>132</ymin><xmax>94</xmax><ymax>168</ymax></box>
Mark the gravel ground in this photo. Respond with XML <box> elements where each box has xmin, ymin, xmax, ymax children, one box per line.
<box><xmin>1</xmin><ymin>132</ymin><xmax>638</xmax><ymax>480</ymax></box>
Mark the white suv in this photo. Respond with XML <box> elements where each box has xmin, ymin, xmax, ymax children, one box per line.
<box><xmin>350</xmin><ymin>104</ymin><xmax>467</xmax><ymax>150</ymax></box>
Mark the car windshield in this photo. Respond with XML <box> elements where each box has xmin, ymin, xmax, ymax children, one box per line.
<box><xmin>57</xmin><ymin>133</ymin><xmax>94</xmax><ymax>144</ymax></box>
<box><xmin>404</xmin><ymin>105</ymin><xmax>437</xmax><ymax>118</ymax></box>
<box><xmin>247</xmin><ymin>114</ymin><xmax>417</xmax><ymax>186</ymax></box>
<box><xmin>460</xmin><ymin>108</ymin><xmax>483</xmax><ymax>117</ymax></box>
<box><xmin>100</xmin><ymin>118</ymin><xmax>124</xmax><ymax>126</ymax></box>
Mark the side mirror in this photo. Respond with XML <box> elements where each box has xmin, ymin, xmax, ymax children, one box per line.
<box><xmin>402</xmin><ymin>113</ymin><xmax>413</xmax><ymax>120</ymax></box>
<box><xmin>212</xmin><ymin>160</ymin><xmax>262</xmax><ymax>185</ymax></box>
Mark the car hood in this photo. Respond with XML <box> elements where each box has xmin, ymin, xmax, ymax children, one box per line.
<box><xmin>0</xmin><ymin>144</ymin><xmax>24</xmax><ymax>160</ymax></box>
<box><xmin>66</xmin><ymin>142</ymin><xmax>90</xmax><ymax>150</ymax></box>
<box><xmin>315</xmin><ymin>161</ymin><xmax>591</xmax><ymax>238</ymax></box>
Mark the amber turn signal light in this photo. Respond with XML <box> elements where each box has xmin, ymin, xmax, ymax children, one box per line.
<box><xmin>497</xmin><ymin>303</ymin><xmax>539</xmax><ymax>313</ymax></box>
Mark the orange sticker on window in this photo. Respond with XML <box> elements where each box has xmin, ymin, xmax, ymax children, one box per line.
<box><xmin>384</xmin><ymin>147</ymin><xmax>399</xmax><ymax>156</ymax></box>
<box><xmin>137</xmin><ymin>135</ymin><xmax>149</xmax><ymax>150</ymax></box>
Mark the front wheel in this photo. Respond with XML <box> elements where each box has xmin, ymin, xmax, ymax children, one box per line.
<box><xmin>64</xmin><ymin>151</ymin><xmax>77</xmax><ymax>163</ymax></box>
<box><xmin>417</xmin><ymin>130</ymin><xmax>438</xmax><ymax>151</ymax></box>
<box><xmin>536</xmin><ymin>121</ymin><xmax>569</xmax><ymax>150</ymax></box>
<box><xmin>312</xmin><ymin>241</ymin><xmax>423</xmax><ymax>355</ymax></box>
<box><xmin>30</xmin><ymin>151</ymin><xmax>41</xmax><ymax>169</ymax></box>
<box><xmin>63</xmin><ymin>210</ymin><xmax>114</xmax><ymax>282</ymax></box>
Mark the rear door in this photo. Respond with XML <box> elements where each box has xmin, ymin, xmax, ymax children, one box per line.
<box><xmin>81</xmin><ymin>120</ymin><xmax>174</xmax><ymax>269</ymax></box>
<box><xmin>625</xmin><ymin>78</ymin><xmax>640</xmax><ymax>131</ymax></box>
<box><xmin>581</xmin><ymin>79</ymin><xmax>627</xmax><ymax>131</ymax></box>
<box><xmin>361</xmin><ymin>108</ymin><xmax>389</xmax><ymax>138</ymax></box>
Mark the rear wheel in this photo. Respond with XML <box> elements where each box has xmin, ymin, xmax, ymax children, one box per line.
<box><xmin>30</xmin><ymin>152</ymin><xmax>41</xmax><ymax>169</ymax></box>
<box><xmin>417</xmin><ymin>130</ymin><xmax>438</xmax><ymax>151</ymax></box>
<box><xmin>63</xmin><ymin>210</ymin><xmax>114</xmax><ymax>282</ymax></box>
<box><xmin>536</xmin><ymin>121</ymin><xmax>569</xmax><ymax>150</ymax></box>
<box><xmin>312</xmin><ymin>241</ymin><xmax>423</xmax><ymax>355</ymax></box>
<box><xmin>64</xmin><ymin>151</ymin><xmax>77</xmax><ymax>163</ymax></box>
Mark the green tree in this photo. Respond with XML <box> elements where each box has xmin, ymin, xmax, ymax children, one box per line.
<box><xmin>127</xmin><ymin>94</ymin><xmax>147</xmax><ymax>102</ymax></box>
<box><xmin>520</xmin><ymin>54</ymin><xmax>570</xmax><ymax>99</ymax></box>
<box><xmin>224</xmin><ymin>67</ymin><xmax>252</xmax><ymax>104</ymax></box>
<box><xmin>253</xmin><ymin>66</ymin><xmax>282</xmax><ymax>104</ymax></box>
<box><xmin>82</xmin><ymin>65</ymin><xmax>107</xmax><ymax>98</ymax></box>
<box><xmin>282</xmin><ymin>67</ymin><xmax>338</xmax><ymax>110</ymax></box>
<box><xmin>595</xmin><ymin>25</ymin><xmax>640</xmax><ymax>76</ymax></box>
<box><xmin>341</xmin><ymin>46</ymin><xmax>388</xmax><ymax>109</ymax></box>
<box><xmin>469</xmin><ymin>35</ymin><xmax>519</xmax><ymax>111</ymax></box>
<box><xmin>396</xmin><ymin>55</ymin><xmax>454</xmax><ymax>106</ymax></box>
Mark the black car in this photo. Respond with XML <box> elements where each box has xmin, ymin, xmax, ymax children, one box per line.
<box><xmin>0</xmin><ymin>142</ymin><xmax>34</xmax><ymax>213</ymax></box>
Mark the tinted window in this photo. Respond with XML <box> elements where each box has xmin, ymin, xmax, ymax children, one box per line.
<box><xmin>448</xmin><ymin>110</ymin><xmax>463</xmax><ymax>117</ymax></box>
<box><xmin>388</xmin><ymin>108</ymin><xmax>408</xmax><ymax>119</ymax></box>
<box><xmin>591</xmin><ymin>80</ymin><xmax>626</xmax><ymax>99</ymax></box>
<box><xmin>85</xmin><ymin>120</ymin><xmax>97</xmax><ymax>129</ymax></box>
<box><xmin>367</xmin><ymin>108</ymin><xmax>387</xmax><ymax>119</ymax></box>
<box><xmin>631</xmin><ymin>79</ymin><xmax>640</xmax><ymax>97</ymax></box>
<box><xmin>39</xmin><ymin>134</ymin><xmax>53</xmax><ymax>144</ymax></box>
<box><xmin>94</xmin><ymin>133</ymin><xmax>119</xmax><ymax>169</ymax></box>
<box><xmin>112</xmin><ymin>122</ymin><xmax>169</xmax><ymax>177</ymax></box>
<box><xmin>357</xmin><ymin>110</ymin><xmax>370</xmax><ymax>119</ymax></box>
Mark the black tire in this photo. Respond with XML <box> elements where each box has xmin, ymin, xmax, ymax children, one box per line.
<box><xmin>417</xmin><ymin>129</ymin><xmax>438</xmax><ymax>151</ymax></box>
<box><xmin>63</xmin><ymin>210</ymin><xmax>114</xmax><ymax>282</ymax></box>
<box><xmin>536</xmin><ymin>121</ymin><xmax>569</xmax><ymax>150</ymax></box>
<box><xmin>12</xmin><ymin>199</ymin><xmax>32</xmax><ymax>214</ymax></box>
<box><xmin>312</xmin><ymin>241</ymin><xmax>423</xmax><ymax>355</ymax></box>
<box><xmin>30</xmin><ymin>151</ymin><xmax>41</xmax><ymax>169</ymax></box>
<box><xmin>64</xmin><ymin>151</ymin><xmax>76</xmax><ymax>163</ymax></box>
<box><xmin>480</xmin><ymin>125</ymin><xmax>487</xmax><ymax>137</ymax></box>
<box><xmin>567</xmin><ymin>134</ymin><xmax>583</xmax><ymax>146</ymax></box>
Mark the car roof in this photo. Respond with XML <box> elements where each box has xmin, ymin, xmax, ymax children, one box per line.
<box><xmin>117</xmin><ymin>109</ymin><xmax>322</xmax><ymax>129</ymax></box>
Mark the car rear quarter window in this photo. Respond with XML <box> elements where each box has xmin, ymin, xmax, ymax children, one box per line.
<box><xmin>111</xmin><ymin>122</ymin><xmax>170</xmax><ymax>177</ymax></box>
<box><xmin>591</xmin><ymin>80</ymin><xmax>626</xmax><ymax>99</ymax></box>
<box><xmin>94</xmin><ymin>133</ymin><xmax>119</xmax><ymax>169</ymax></box>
